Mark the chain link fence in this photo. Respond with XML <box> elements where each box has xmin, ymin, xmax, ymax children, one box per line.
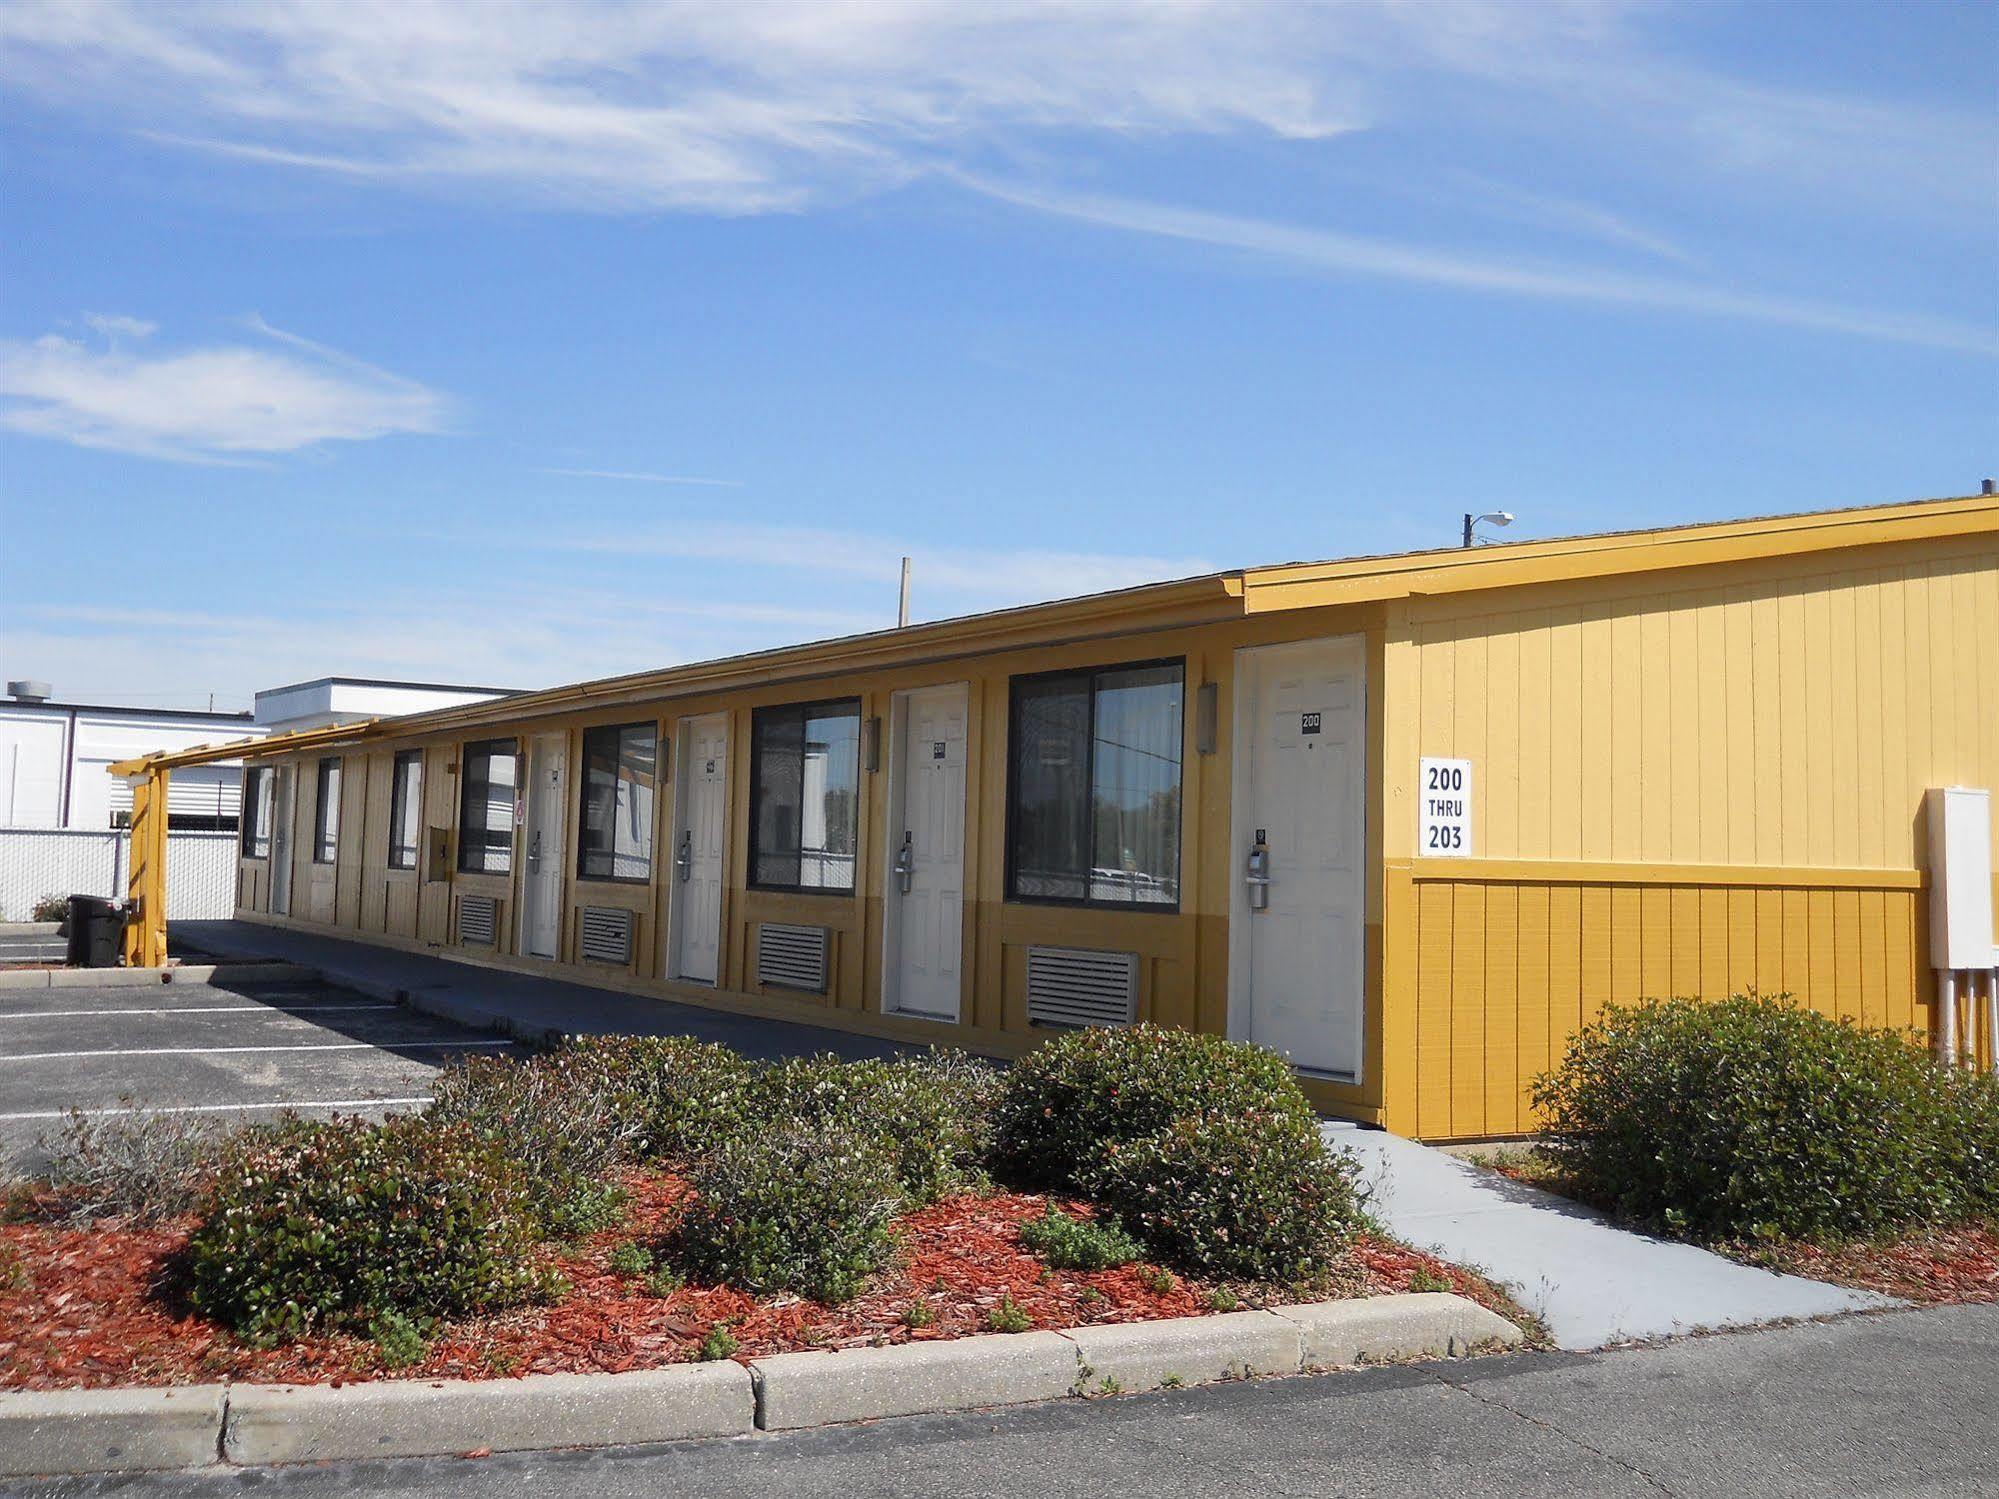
<box><xmin>0</xmin><ymin>828</ymin><xmax>238</xmax><ymax>922</ymax></box>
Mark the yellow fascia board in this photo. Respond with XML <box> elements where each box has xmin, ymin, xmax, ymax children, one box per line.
<box><xmin>1238</xmin><ymin>493</ymin><xmax>1996</xmax><ymax>613</ymax></box>
<box><xmin>1399</xmin><ymin>857</ymin><xmax>1926</xmax><ymax>891</ymax></box>
<box><xmin>108</xmin><ymin>717</ymin><xmax>388</xmax><ymax>777</ymax></box>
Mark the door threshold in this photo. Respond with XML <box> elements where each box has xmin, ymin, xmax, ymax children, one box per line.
<box><xmin>1292</xmin><ymin>1064</ymin><xmax>1359</xmax><ymax>1084</ymax></box>
<box><xmin>888</xmin><ymin>1007</ymin><xmax>960</xmax><ymax>1025</ymax></box>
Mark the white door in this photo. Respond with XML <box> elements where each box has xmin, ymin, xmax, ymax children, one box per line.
<box><xmin>1231</xmin><ymin>636</ymin><xmax>1366</xmax><ymax>1080</ymax></box>
<box><xmin>269</xmin><ymin>765</ymin><xmax>294</xmax><ymax>916</ymax></box>
<box><xmin>667</xmin><ymin>714</ymin><xmax>728</xmax><ymax>984</ymax></box>
<box><xmin>885</xmin><ymin>684</ymin><xmax>968</xmax><ymax>1020</ymax></box>
<box><xmin>520</xmin><ymin>732</ymin><xmax>566</xmax><ymax>959</ymax></box>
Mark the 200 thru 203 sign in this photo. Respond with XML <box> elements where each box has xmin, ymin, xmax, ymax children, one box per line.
<box><xmin>1418</xmin><ymin>757</ymin><xmax>1472</xmax><ymax>856</ymax></box>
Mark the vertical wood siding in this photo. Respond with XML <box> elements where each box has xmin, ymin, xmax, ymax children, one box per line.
<box><xmin>1407</xmin><ymin>873</ymin><xmax>1927</xmax><ymax>1140</ymax></box>
<box><xmin>1404</xmin><ymin>544</ymin><xmax>1999</xmax><ymax>868</ymax></box>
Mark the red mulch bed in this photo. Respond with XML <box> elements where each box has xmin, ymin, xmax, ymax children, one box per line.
<box><xmin>0</xmin><ymin>1170</ymin><xmax>1514</xmax><ymax>1390</ymax></box>
<box><xmin>1738</xmin><ymin>1225</ymin><xmax>1999</xmax><ymax>1305</ymax></box>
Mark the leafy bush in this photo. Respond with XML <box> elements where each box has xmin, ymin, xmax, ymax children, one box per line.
<box><xmin>607</xmin><ymin>1241</ymin><xmax>654</xmax><ymax>1278</ymax></box>
<box><xmin>1090</xmin><ymin>1111</ymin><xmax>1362</xmax><ymax>1282</ymax></box>
<box><xmin>367</xmin><ymin>1310</ymin><xmax>428</xmax><ymax>1370</ymax></box>
<box><xmin>188</xmin><ymin>1115</ymin><xmax>554</xmax><ymax>1342</ymax></box>
<box><xmin>37</xmin><ymin>1107</ymin><xmax>235</xmax><ymax>1225</ymax></box>
<box><xmin>670</xmin><ymin>1125</ymin><xmax>903</xmax><ymax>1303</ymax></box>
<box><xmin>754</xmin><ymin>1052</ymin><xmax>997</xmax><ymax>1204</ymax></box>
<box><xmin>1018</xmin><ymin>1205</ymin><xmax>1141</xmax><ymax>1270</ymax></box>
<box><xmin>560</xmin><ymin>1036</ymin><xmax>760</xmax><ymax>1163</ymax></box>
<box><xmin>31</xmin><ymin>894</ymin><xmax>69</xmax><ymax>924</ymax></box>
<box><xmin>1533</xmin><ymin>995</ymin><xmax>1999</xmax><ymax>1243</ymax></box>
<box><xmin>427</xmin><ymin>1052</ymin><xmax>635</xmax><ymax>1235</ymax></box>
<box><xmin>992</xmin><ymin>1026</ymin><xmax>1307</xmax><ymax>1190</ymax></box>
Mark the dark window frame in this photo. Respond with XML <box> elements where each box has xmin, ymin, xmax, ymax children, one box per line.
<box><xmin>1003</xmin><ymin>656</ymin><xmax>1186</xmax><ymax>913</ymax></box>
<box><xmin>240</xmin><ymin>766</ymin><xmax>271</xmax><ymax>858</ymax></box>
<box><xmin>312</xmin><ymin>756</ymin><xmax>342</xmax><ymax>865</ymax></box>
<box><xmin>575</xmin><ymin>721</ymin><xmax>659</xmax><ymax>885</ymax></box>
<box><xmin>747</xmin><ymin>696</ymin><xmax>862</xmax><ymax>895</ymax></box>
<box><xmin>457</xmin><ymin>737</ymin><xmax>520</xmax><ymax>876</ymax></box>
<box><xmin>387</xmin><ymin>749</ymin><xmax>423</xmax><ymax>871</ymax></box>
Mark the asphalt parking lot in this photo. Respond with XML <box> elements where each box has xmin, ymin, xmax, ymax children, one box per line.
<box><xmin>0</xmin><ymin>971</ymin><xmax>519</xmax><ymax>1170</ymax></box>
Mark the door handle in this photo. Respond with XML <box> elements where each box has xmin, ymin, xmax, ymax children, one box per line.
<box><xmin>893</xmin><ymin>831</ymin><xmax>914</xmax><ymax>895</ymax></box>
<box><xmin>676</xmin><ymin>833</ymin><xmax>693</xmax><ymax>883</ymax></box>
<box><xmin>528</xmin><ymin>830</ymin><xmax>542</xmax><ymax>871</ymax></box>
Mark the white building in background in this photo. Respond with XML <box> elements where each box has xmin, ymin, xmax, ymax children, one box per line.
<box><xmin>0</xmin><ymin>684</ymin><xmax>261</xmax><ymax>831</ymax></box>
<box><xmin>0</xmin><ymin>676</ymin><xmax>517</xmax><ymax>832</ymax></box>
<box><xmin>254</xmin><ymin>677</ymin><xmax>518</xmax><ymax>735</ymax></box>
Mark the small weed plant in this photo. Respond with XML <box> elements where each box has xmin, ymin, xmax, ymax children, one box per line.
<box><xmin>1018</xmin><ymin>1205</ymin><xmax>1141</xmax><ymax>1271</ymax></box>
<box><xmin>986</xmin><ymin>1294</ymin><xmax>1033</xmax><ymax>1333</ymax></box>
<box><xmin>367</xmin><ymin>1310</ymin><xmax>428</xmax><ymax>1370</ymax></box>
<box><xmin>694</xmin><ymin>1325</ymin><xmax>740</xmax><ymax>1361</ymax></box>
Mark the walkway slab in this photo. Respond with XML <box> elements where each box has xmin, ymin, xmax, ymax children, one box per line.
<box><xmin>1329</xmin><ymin>1124</ymin><xmax>1893</xmax><ymax>1350</ymax></box>
<box><xmin>176</xmin><ymin>921</ymin><xmax>908</xmax><ymax>1062</ymax></box>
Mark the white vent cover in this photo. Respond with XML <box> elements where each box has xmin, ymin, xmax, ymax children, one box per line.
<box><xmin>1026</xmin><ymin>946</ymin><xmax>1137</xmax><ymax>1029</ymax></box>
<box><xmin>580</xmin><ymin>906</ymin><xmax>635</xmax><ymax>965</ymax></box>
<box><xmin>458</xmin><ymin>894</ymin><xmax>497</xmax><ymax>946</ymax></box>
<box><xmin>758</xmin><ymin>923</ymin><xmax>829</xmax><ymax>992</ymax></box>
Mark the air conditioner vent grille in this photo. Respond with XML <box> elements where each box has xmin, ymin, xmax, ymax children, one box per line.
<box><xmin>1026</xmin><ymin>946</ymin><xmax>1137</xmax><ymax>1029</ymax></box>
<box><xmin>757</xmin><ymin>923</ymin><xmax>829</xmax><ymax>992</ymax></box>
<box><xmin>580</xmin><ymin>906</ymin><xmax>635</xmax><ymax>965</ymax></box>
<box><xmin>458</xmin><ymin>894</ymin><xmax>497</xmax><ymax>947</ymax></box>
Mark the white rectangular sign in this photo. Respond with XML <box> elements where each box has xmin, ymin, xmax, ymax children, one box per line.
<box><xmin>1418</xmin><ymin>757</ymin><xmax>1472</xmax><ymax>857</ymax></box>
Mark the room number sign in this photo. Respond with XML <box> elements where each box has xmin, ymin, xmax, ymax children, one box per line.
<box><xmin>1418</xmin><ymin>757</ymin><xmax>1472</xmax><ymax>856</ymax></box>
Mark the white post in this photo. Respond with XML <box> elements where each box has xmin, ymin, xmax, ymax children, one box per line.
<box><xmin>1985</xmin><ymin>967</ymin><xmax>1998</xmax><ymax>1075</ymax></box>
<box><xmin>897</xmin><ymin>556</ymin><xmax>912</xmax><ymax>629</ymax></box>
<box><xmin>1937</xmin><ymin>969</ymin><xmax>1958</xmax><ymax>1066</ymax></box>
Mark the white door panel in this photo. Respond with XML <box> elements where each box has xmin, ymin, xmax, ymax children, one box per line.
<box><xmin>520</xmin><ymin>734</ymin><xmax>566</xmax><ymax>959</ymax></box>
<box><xmin>1233</xmin><ymin>637</ymin><xmax>1366</xmax><ymax>1079</ymax></box>
<box><xmin>886</xmin><ymin>684</ymin><xmax>967</xmax><ymax>1020</ymax></box>
<box><xmin>669</xmin><ymin>715</ymin><xmax>728</xmax><ymax>984</ymax></box>
<box><xmin>269</xmin><ymin>766</ymin><xmax>294</xmax><ymax>916</ymax></box>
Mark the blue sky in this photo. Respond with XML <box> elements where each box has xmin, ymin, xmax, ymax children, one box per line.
<box><xmin>1</xmin><ymin>0</ymin><xmax>1992</xmax><ymax>710</ymax></box>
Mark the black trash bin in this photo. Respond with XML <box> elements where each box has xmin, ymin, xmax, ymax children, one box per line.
<box><xmin>64</xmin><ymin>895</ymin><xmax>128</xmax><ymax>968</ymax></box>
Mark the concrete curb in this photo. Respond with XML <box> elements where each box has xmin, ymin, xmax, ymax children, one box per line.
<box><xmin>224</xmin><ymin>1362</ymin><xmax>754</xmax><ymax>1465</ymax></box>
<box><xmin>1064</xmin><ymin>1309</ymin><xmax>1303</xmax><ymax>1395</ymax></box>
<box><xmin>1273</xmin><ymin>1291</ymin><xmax>1523</xmax><ymax>1368</ymax></box>
<box><xmin>0</xmin><ymin>1384</ymin><xmax>226</xmax><ymax>1478</ymax></box>
<box><xmin>0</xmin><ymin>961</ymin><xmax>316</xmax><ymax>991</ymax></box>
<box><xmin>0</xmin><ymin>1293</ymin><xmax>1518</xmax><ymax>1476</ymax></box>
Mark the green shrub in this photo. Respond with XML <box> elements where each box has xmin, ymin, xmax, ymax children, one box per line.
<box><xmin>986</xmin><ymin>1293</ymin><xmax>1032</xmax><ymax>1333</ymax></box>
<box><xmin>188</xmin><ymin>1115</ymin><xmax>553</xmax><ymax>1342</ymax></box>
<box><xmin>367</xmin><ymin>1310</ymin><xmax>428</xmax><ymax>1370</ymax></box>
<box><xmin>560</xmin><ymin>1037</ymin><xmax>760</xmax><ymax>1163</ymax></box>
<box><xmin>992</xmin><ymin>1026</ymin><xmax>1307</xmax><ymax>1189</ymax></box>
<box><xmin>607</xmin><ymin>1241</ymin><xmax>654</xmax><ymax>1278</ymax></box>
<box><xmin>1533</xmin><ymin>994</ymin><xmax>1999</xmax><ymax>1243</ymax></box>
<box><xmin>427</xmin><ymin>1052</ymin><xmax>637</xmax><ymax>1234</ymax></box>
<box><xmin>694</xmin><ymin>1325</ymin><xmax>740</xmax><ymax>1361</ymax></box>
<box><xmin>31</xmin><ymin>894</ymin><xmax>69</xmax><ymax>924</ymax></box>
<box><xmin>1090</xmin><ymin>1111</ymin><xmax>1362</xmax><ymax>1283</ymax></box>
<box><xmin>670</xmin><ymin>1126</ymin><xmax>902</xmax><ymax>1303</ymax></box>
<box><xmin>1018</xmin><ymin>1205</ymin><xmax>1141</xmax><ymax>1270</ymax></box>
<box><xmin>0</xmin><ymin>1241</ymin><xmax>25</xmax><ymax>1292</ymax></box>
<box><xmin>754</xmin><ymin>1052</ymin><xmax>997</xmax><ymax>1204</ymax></box>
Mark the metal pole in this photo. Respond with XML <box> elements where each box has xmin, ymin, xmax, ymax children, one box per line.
<box><xmin>898</xmin><ymin>556</ymin><xmax>912</xmax><ymax>628</ymax></box>
<box><xmin>1462</xmin><ymin>513</ymin><xmax>1474</xmax><ymax>549</ymax></box>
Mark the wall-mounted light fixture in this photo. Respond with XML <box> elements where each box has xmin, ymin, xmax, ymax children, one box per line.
<box><xmin>863</xmin><ymin>715</ymin><xmax>883</xmax><ymax>774</ymax></box>
<box><xmin>1195</xmin><ymin>682</ymin><xmax>1219</xmax><ymax>755</ymax></box>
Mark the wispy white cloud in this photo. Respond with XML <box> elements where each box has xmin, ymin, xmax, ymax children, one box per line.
<box><xmin>2</xmin><ymin>0</ymin><xmax>1975</xmax><ymax>226</ymax></box>
<box><xmin>540</xmin><ymin>467</ymin><xmax>743</xmax><ymax>488</ymax></box>
<box><xmin>503</xmin><ymin>519</ymin><xmax>1213</xmax><ymax>605</ymax></box>
<box><xmin>959</xmin><ymin>175</ymin><xmax>1997</xmax><ymax>355</ymax></box>
<box><xmin>0</xmin><ymin>316</ymin><xmax>448</xmax><ymax>462</ymax></box>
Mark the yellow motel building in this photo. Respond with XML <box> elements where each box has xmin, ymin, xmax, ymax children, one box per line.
<box><xmin>114</xmin><ymin>494</ymin><xmax>1999</xmax><ymax>1141</ymax></box>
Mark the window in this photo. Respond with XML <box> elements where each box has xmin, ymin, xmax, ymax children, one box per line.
<box><xmin>578</xmin><ymin>723</ymin><xmax>658</xmax><ymax>882</ymax></box>
<box><xmin>240</xmin><ymin>767</ymin><xmax>272</xmax><ymax>857</ymax></box>
<box><xmin>457</xmin><ymin>739</ymin><xmax>518</xmax><ymax>874</ymax></box>
<box><xmin>1007</xmin><ymin>660</ymin><xmax>1184</xmax><ymax>908</ymax></box>
<box><xmin>750</xmin><ymin>699</ymin><xmax>860</xmax><ymax>891</ymax></box>
<box><xmin>388</xmin><ymin>750</ymin><xmax>423</xmax><ymax>870</ymax></box>
<box><xmin>312</xmin><ymin>757</ymin><xmax>342</xmax><ymax>864</ymax></box>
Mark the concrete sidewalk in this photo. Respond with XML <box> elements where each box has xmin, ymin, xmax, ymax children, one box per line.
<box><xmin>175</xmin><ymin>921</ymin><xmax>908</xmax><ymax>1063</ymax></box>
<box><xmin>1330</xmin><ymin>1123</ymin><xmax>1893</xmax><ymax>1349</ymax></box>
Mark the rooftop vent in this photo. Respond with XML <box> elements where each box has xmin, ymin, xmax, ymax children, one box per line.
<box><xmin>7</xmin><ymin>681</ymin><xmax>51</xmax><ymax>703</ymax></box>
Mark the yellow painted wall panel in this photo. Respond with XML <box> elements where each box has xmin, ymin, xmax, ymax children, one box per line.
<box><xmin>1415</xmin><ymin>881</ymin><xmax>1456</xmax><ymax>1139</ymax></box>
<box><xmin>1483</xmin><ymin>883</ymin><xmax>1520</xmax><ymax>1136</ymax></box>
<box><xmin>1449</xmin><ymin>883</ymin><xmax>1488</xmax><ymax>1136</ymax></box>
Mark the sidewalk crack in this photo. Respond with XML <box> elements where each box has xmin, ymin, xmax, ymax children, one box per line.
<box><xmin>1433</xmin><ymin>1371</ymin><xmax>1679</xmax><ymax>1496</ymax></box>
